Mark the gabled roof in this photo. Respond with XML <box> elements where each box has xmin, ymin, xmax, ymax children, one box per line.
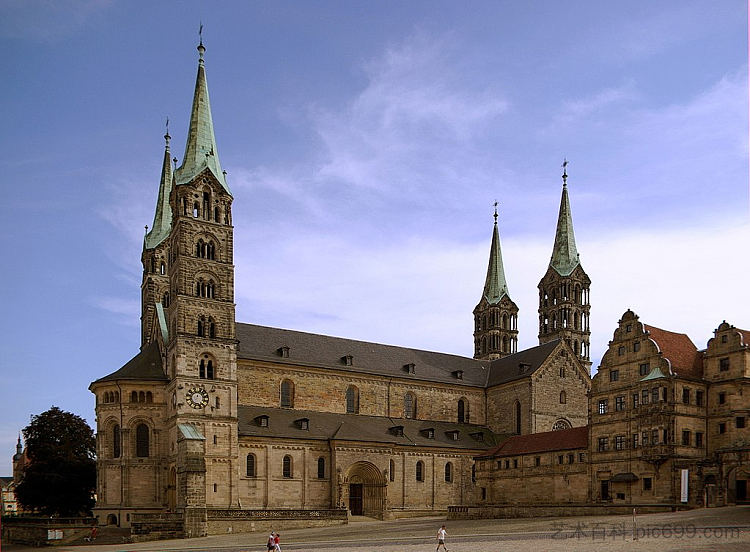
<box><xmin>486</xmin><ymin>340</ymin><xmax>561</xmax><ymax>387</ymax></box>
<box><xmin>644</xmin><ymin>324</ymin><xmax>702</xmax><ymax>379</ymax></box>
<box><xmin>90</xmin><ymin>341</ymin><xmax>167</xmax><ymax>386</ymax></box>
<box><xmin>236</xmin><ymin>323</ymin><xmax>489</xmax><ymax>387</ymax></box>
<box><xmin>238</xmin><ymin>406</ymin><xmax>507</xmax><ymax>450</ymax></box>
<box><xmin>482</xmin><ymin>425</ymin><xmax>588</xmax><ymax>457</ymax></box>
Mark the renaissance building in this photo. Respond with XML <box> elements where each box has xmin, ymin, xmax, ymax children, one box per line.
<box><xmin>89</xmin><ymin>42</ymin><xmax>591</xmax><ymax>536</ymax></box>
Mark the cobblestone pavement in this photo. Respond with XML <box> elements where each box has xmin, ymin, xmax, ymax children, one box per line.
<box><xmin>4</xmin><ymin>506</ymin><xmax>749</xmax><ymax>552</ymax></box>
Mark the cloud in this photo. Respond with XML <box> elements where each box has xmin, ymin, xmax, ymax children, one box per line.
<box><xmin>0</xmin><ymin>0</ymin><xmax>114</xmax><ymax>42</ymax></box>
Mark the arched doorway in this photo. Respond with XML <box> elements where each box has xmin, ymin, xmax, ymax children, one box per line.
<box><xmin>106</xmin><ymin>514</ymin><xmax>118</xmax><ymax>526</ymax></box>
<box><xmin>344</xmin><ymin>461</ymin><xmax>386</xmax><ymax>518</ymax></box>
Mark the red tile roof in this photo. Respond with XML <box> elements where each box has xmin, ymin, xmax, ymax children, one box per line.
<box><xmin>644</xmin><ymin>324</ymin><xmax>702</xmax><ymax>379</ymax></box>
<box><xmin>485</xmin><ymin>426</ymin><xmax>588</xmax><ymax>457</ymax></box>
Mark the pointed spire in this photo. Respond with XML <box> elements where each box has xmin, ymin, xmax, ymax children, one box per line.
<box><xmin>144</xmin><ymin>124</ymin><xmax>174</xmax><ymax>249</ymax></box>
<box><xmin>549</xmin><ymin>160</ymin><xmax>580</xmax><ymax>276</ymax></box>
<box><xmin>482</xmin><ymin>201</ymin><xmax>511</xmax><ymax>304</ymax></box>
<box><xmin>175</xmin><ymin>37</ymin><xmax>231</xmax><ymax>194</ymax></box>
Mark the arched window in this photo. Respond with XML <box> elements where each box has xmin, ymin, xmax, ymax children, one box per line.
<box><xmin>404</xmin><ymin>392</ymin><xmax>416</xmax><ymax>419</ymax></box>
<box><xmin>135</xmin><ymin>424</ymin><xmax>149</xmax><ymax>458</ymax></box>
<box><xmin>146</xmin><ymin>391</ymin><xmax>153</xmax><ymax>403</ymax></box>
<box><xmin>160</xmin><ymin>262</ymin><xmax>166</xmax><ymax>275</ymax></box>
<box><xmin>515</xmin><ymin>400</ymin><xmax>521</xmax><ymax>434</ymax></box>
<box><xmin>138</xmin><ymin>391</ymin><xmax>145</xmax><ymax>403</ymax></box>
<box><xmin>215</xmin><ymin>396</ymin><xmax>220</xmax><ymax>409</ymax></box>
<box><xmin>281</xmin><ymin>380</ymin><xmax>294</xmax><ymax>408</ymax></box>
<box><xmin>214</xmin><ymin>206</ymin><xmax>220</xmax><ymax>223</ymax></box>
<box><xmin>444</xmin><ymin>462</ymin><xmax>453</xmax><ymax>483</ymax></box>
<box><xmin>208</xmin><ymin>318</ymin><xmax>216</xmax><ymax>338</ymax></box>
<box><xmin>560</xmin><ymin>391</ymin><xmax>567</xmax><ymax>404</ymax></box>
<box><xmin>481</xmin><ymin>337</ymin><xmax>487</xmax><ymax>355</ymax></box>
<box><xmin>552</xmin><ymin>419</ymin><xmax>571</xmax><ymax>431</ymax></box>
<box><xmin>202</xmin><ymin>191</ymin><xmax>210</xmax><ymax>220</ymax></box>
<box><xmin>389</xmin><ymin>459</ymin><xmax>395</xmax><ymax>482</ymax></box>
<box><xmin>207</xmin><ymin>242</ymin><xmax>215</xmax><ymax>260</ymax></box>
<box><xmin>131</xmin><ymin>391</ymin><xmax>138</xmax><ymax>403</ymax></box>
<box><xmin>458</xmin><ymin>398</ymin><xmax>468</xmax><ymax>423</ymax></box>
<box><xmin>502</xmin><ymin>336</ymin><xmax>508</xmax><ymax>353</ymax></box>
<box><xmin>282</xmin><ymin>455</ymin><xmax>293</xmax><ymax>478</ymax></box>
<box><xmin>112</xmin><ymin>425</ymin><xmax>120</xmax><ymax>458</ymax></box>
<box><xmin>246</xmin><ymin>453</ymin><xmax>256</xmax><ymax>477</ymax></box>
<box><xmin>317</xmin><ymin>457</ymin><xmax>325</xmax><ymax>479</ymax></box>
<box><xmin>193</xmin><ymin>202</ymin><xmax>200</xmax><ymax>217</ymax></box>
<box><xmin>162</xmin><ymin>291</ymin><xmax>170</xmax><ymax>308</ymax></box>
<box><xmin>199</xmin><ymin>356</ymin><xmax>215</xmax><ymax>379</ymax></box>
<box><xmin>196</xmin><ymin>239</ymin><xmax>204</xmax><ymax>257</ymax></box>
<box><xmin>346</xmin><ymin>385</ymin><xmax>359</xmax><ymax>414</ymax></box>
<box><xmin>198</xmin><ymin>317</ymin><xmax>205</xmax><ymax>337</ymax></box>
<box><xmin>416</xmin><ymin>460</ymin><xmax>424</xmax><ymax>482</ymax></box>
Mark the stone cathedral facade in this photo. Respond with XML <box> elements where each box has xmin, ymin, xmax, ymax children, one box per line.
<box><xmin>89</xmin><ymin>43</ymin><xmax>592</xmax><ymax>535</ymax></box>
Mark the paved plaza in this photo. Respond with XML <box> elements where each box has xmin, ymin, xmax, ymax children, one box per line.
<box><xmin>4</xmin><ymin>506</ymin><xmax>749</xmax><ymax>552</ymax></box>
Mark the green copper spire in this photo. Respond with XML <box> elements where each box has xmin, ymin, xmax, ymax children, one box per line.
<box><xmin>175</xmin><ymin>39</ymin><xmax>231</xmax><ymax>194</ymax></box>
<box><xmin>549</xmin><ymin>161</ymin><xmax>580</xmax><ymax>276</ymax></box>
<box><xmin>144</xmin><ymin>128</ymin><xmax>174</xmax><ymax>249</ymax></box>
<box><xmin>482</xmin><ymin>202</ymin><xmax>511</xmax><ymax>304</ymax></box>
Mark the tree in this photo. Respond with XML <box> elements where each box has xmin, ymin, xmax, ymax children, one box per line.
<box><xmin>15</xmin><ymin>406</ymin><xmax>96</xmax><ymax>516</ymax></box>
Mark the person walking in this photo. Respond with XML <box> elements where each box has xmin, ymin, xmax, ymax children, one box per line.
<box><xmin>267</xmin><ymin>531</ymin><xmax>275</xmax><ymax>551</ymax></box>
<box><xmin>274</xmin><ymin>532</ymin><xmax>281</xmax><ymax>552</ymax></box>
<box><xmin>436</xmin><ymin>524</ymin><xmax>448</xmax><ymax>552</ymax></box>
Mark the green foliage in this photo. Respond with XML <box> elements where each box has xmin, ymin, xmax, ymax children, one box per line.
<box><xmin>15</xmin><ymin>406</ymin><xmax>96</xmax><ymax>516</ymax></box>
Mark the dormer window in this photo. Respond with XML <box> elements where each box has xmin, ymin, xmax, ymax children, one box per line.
<box><xmin>445</xmin><ymin>430</ymin><xmax>459</xmax><ymax>441</ymax></box>
<box><xmin>277</xmin><ymin>346</ymin><xmax>290</xmax><ymax>358</ymax></box>
<box><xmin>453</xmin><ymin>370</ymin><xmax>464</xmax><ymax>380</ymax></box>
<box><xmin>470</xmin><ymin>431</ymin><xmax>484</xmax><ymax>442</ymax></box>
<box><xmin>255</xmin><ymin>415</ymin><xmax>269</xmax><ymax>427</ymax></box>
<box><xmin>342</xmin><ymin>355</ymin><xmax>353</xmax><ymax>366</ymax></box>
<box><xmin>404</xmin><ymin>363</ymin><xmax>416</xmax><ymax>374</ymax></box>
<box><xmin>295</xmin><ymin>418</ymin><xmax>309</xmax><ymax>430</ymax></box>
<box><xmin>421</xmin><ymin>428</ymin><xmax>435</xmax><ymax>439</ymax></box>
<box><xmin>518</xmin><ymin>362</ymin><xmax>530</xmax><ymax>374</ymax></box>
<box><xmin>389</xmin><ymin>425</ymin><xmax>404</xmax><ymax>437</ymax></box>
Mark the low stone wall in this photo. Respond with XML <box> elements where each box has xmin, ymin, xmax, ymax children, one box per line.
<box><xmin>388</xmin><ymin>508</ymin><xmax>448</xmax><ymax>520</ymax></box>
<box><xmin>131</xmin><ymin>512</ymin><xmax>184</xmax><ymax>542</ymax></box>
<box><xmin>206</xmin><ymin>508</ymin><xmax>348</xmax><ymax>535</ymax></box>
<box><xmin>448</xmin><ymin>503</ymin><xmax>689</xmax><ymax>520</ymax></box>
<box><xmin>1</xmin><ymin>516</ymin><xmax>95</xmax><ymax>546</ymax></box>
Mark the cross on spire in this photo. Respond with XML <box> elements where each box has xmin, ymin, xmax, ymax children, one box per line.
<box><xmin>562</xmin><ymin>158</ymin><xmax>568</xmax><ymax>187</ymax></box>
<box><xmin>493</xmin><ymin>200</ymin><xmax>499</xmax><ymax>223</ymax></box>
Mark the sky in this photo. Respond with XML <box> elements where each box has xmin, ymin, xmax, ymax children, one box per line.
<box><xmin>0</xmin><ymin>0</ymin><xmax>748</xmax><ymax>475</ymax></box>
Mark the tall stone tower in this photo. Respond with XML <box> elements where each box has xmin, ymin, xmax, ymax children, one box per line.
<box><xmin>154</xmin><ymin>40</ymin><xmax>239</xmax><ymax>523</ymax></box>
<box><xmin>537</xmin><ymin>163</ymin><xmax>591</xmax><ymax>372</ymax></box>
<box><xmin>473</xmin><ymin>204</ymin><xmax>518</xmax><ymax>360</ymax></box>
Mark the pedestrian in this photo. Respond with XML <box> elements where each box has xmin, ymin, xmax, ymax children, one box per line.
<box><xmin>436</xmin><ymin>524</ymin><xmax>448</xmax><ymax>552</ymax></box>
<box><xmin>274</xmin><ymin>532</ymin><xmax>281</xmax><ymax>552</ymax></box>
<box><xmin>267</xmin><ymin>531</ymin><xmax>275</xmax><ymax>551</ymax></box>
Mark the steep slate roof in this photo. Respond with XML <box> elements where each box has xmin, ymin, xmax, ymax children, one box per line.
<box><xmin>239</xmin><ymin>406</ymin><xmax>507</xmax><ymax>450</ymax></box>
<box><xmin>90</xmin><ymin>341</ymin><xmax>167</xmax><ymax>385</ymax></box>
<box><xmin>236</xmin><ymin>323</ymin><xmax>490</xmax><ymax>387</ymax></box>
<box><xmin>144</xmin><ymin>134</ymin><xmax>174</xmax><ymax>249</ymax></box>
<box><xmin>485</xmin><ymin>340</ymin><xmax>561</xmax><ymax>387</ymax></box>
<box><xmin>549</xmin><ymin>181</ymin><xmax>581</xmax><ymax>277</ymax></box>
<box><xmin>174</xmin><ymin>42</ymin><xmax>230</xmax><ymax>194</ymax></box>
<box><xmin>481</xmin><ymin>425</ymin><xmax>588</xmax><ymax>458</ymax></box>
<box><xmin>481</xmin><ymin>215</ymin><xmax>511</xmax><ymax>304</ymax></box>
<box><xmin>644</xmin><ymin>324</ymin><xmax>702</xmax><ymax>379</ymax></box>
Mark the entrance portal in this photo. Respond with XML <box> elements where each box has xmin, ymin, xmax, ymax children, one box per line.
<box><xmin>737</xmin><ymin>479</ymin><xmax>747</xmax><ymax>502</ymax></box>
<box><xmin>344</xmin><ymin>461</ymin><xmax>386</xmax><ymax>518</ymax></box>
<box><xmin>349</xmin><ymin>483</ymin><xmax>363</xmax><ymax>515</ymax></box>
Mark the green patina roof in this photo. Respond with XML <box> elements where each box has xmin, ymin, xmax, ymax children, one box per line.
<box><xmin>155</xmin><ymin>302</ymin><xmax>169</xmax><ymax>344</ymax></box>
<box><xmin>174</xmin><ymin>42</ymin><xmax>230</xmax><ymax>195</ymax></box>
<box><xmin>641</xmin><ymin>365</ymin><xmax>667</xmax><ymax>381</ymax></box>
<box><xmin>144</xmin><ymin>138</ymin><xmax>174</xmax><ymax>249</ymax></box>
<box><xmin>482</xmin><ymin>218</ymin><xmax>511</xmax><ymax>304</ymax></box>
<box><xmin>549</xmin><ymin>183</ymin><xmax>580</xmax><ymax>277</ymax></box>
<box><xmin>178</xmin><ymin>423</ymin><xmax>205</xmax><ymax>441</ymax></box>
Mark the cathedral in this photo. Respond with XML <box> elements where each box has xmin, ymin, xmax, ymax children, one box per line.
<box><xmin>89</xmin><ymin>41</ymin><xmax>592</xmax><ymax>536</ymax></box>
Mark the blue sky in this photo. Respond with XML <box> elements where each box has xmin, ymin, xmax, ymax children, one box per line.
<box><xmin>1</xmin><ymin>0</ymin><xmax>747</xmax><ymax>475</ymax></box>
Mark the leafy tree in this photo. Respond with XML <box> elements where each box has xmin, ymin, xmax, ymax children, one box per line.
<box><xmin>15</xmin><ymin>406</ymin><xmax>96</xmax><ymax>516</ymax></box>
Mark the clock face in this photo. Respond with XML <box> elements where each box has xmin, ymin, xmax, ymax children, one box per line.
<box><xmin>186</xmin><ymin>386</ymin><xmax>209</xmax><ymax>409</ymax></box>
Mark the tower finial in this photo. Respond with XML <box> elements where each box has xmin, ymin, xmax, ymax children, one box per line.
<box><xmin>198</xmin><ymin>22</ymin><xmax>205</xmax><ymax>62</ymax></box>
<box><xmin>164</xmin><ymin>117</ymin><xmax>171</xmax><ymax>149</ymax></box>
<box><xmin>493</xmin><ymin>200</ymin><xmax>499</xmax><ymax>223</ymax></box>
<box><xmin>562</xmin><ymin>158</ymin><xmax>568</xmax><ymax>187</ymax></box>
